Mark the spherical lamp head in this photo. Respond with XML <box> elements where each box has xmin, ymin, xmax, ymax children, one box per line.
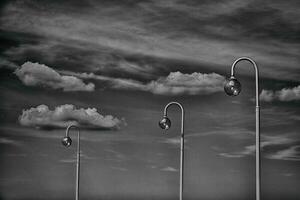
<box><xmin>159</xmin><ymin>116</ymin><xmax>171</xmax><ymax>130</ymax></box>
<box><xmin>224</xmin><ymin>76</ymin><xmax>241</xmax><ymax>96</ymax></box>
<box><xmin>62</xmin><ymin>136</ymin><xmax>72</xmax><ymax>147</ymax></box>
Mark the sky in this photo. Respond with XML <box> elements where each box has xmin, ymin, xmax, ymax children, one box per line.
<box><xmin>0</xmin><ymin>0</ymin><xmax>299</xmax><ymax>199</ymax></box>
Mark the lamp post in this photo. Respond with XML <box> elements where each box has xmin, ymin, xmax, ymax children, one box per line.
<box><xmin>159</xmin><ymin>102</ymin><xmax>185</xmax><ymax>200</ymax></box>
<box><xmin>224</xmin><ymin>57</ymin><xmax>260</xmax><ymax>200</ymax></box>
<box><xmin>61</xmin><ymin>124</ymin><xmax>81</xmax><ymax>200</ymax></box>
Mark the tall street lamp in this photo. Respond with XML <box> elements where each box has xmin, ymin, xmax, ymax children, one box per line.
<box><xmin>224</xmin><ymin>57</ymin><xmax>261</xmax><ymax>200</ymax></box>
<box><xmin>159</xmin><ymin>102</ymin><xmax>185</xmax><ymax>200</ymax></box>
<box><xmin>62</xmin><ymin>124</ymin><xmax>81</xmax><ymax>200</ymax></box>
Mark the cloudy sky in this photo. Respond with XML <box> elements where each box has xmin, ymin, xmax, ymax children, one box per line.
<box><xmin>0</xmin><ymin>0</ymin><xmax>299</xmax><ymax>199</ymax></box>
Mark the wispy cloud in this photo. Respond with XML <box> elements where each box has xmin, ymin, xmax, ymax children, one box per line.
<box><xmin>60</xmin><ymin>153</ymin><xmax>99</xmax><ymax>163</ymax></box>
<box><xmin>267</xmin><ymin>145</ymin><xmax>300</xmax><ymax>161</ymax></box>
<box><xmin>0</xmin><ymin>57</ymin><xmax>18</xmax><ymax>69</ymax></box>
<box><xmin>219</xmin><ymin>134</ymin><xmax>300</xmax><ymax>161</ymax></box>
<box><xmin>15</xmin><ymin>62</ymin><xmax>95</xmax><ymax>91</ymax></box>
<box><xmin>260</xmin><ymin>86</ymin><xmax>300</xmax><ymax>102</ymax></box>
<box><xmin>104</xmin><ymin>149</ymin><xmax>130</xmax><ymax>163</ymax></box>
<box><xmin>188</xmin><ymin>128</ymin><xmax>254</xmax><ymax>140</ymax></box>
<box><xmin>161</xmin><ymin>166</ymin><xmax>178</xmax><ymax>172</ymax></box>
<box><xmin>66</xmin><ymin>71</ymin><xmax>225</xmax><ymax>95</ymax></box>
<box><xmin>0</xmin><ymin>137</ymin><xmax>22</xmax><ymax>146</ymax></box>
<box><xmin>160</xmin><ymin>138</ymin><xmax>181</xmax><ymax>145</ymax></box>
<box><xmin>19</xmin><ymin>104</ymin><xmax>123</xmax><ymax>130</ymax></box>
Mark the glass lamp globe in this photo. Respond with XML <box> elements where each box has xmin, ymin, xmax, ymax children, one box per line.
<box><xmin>62</xmin><ymin>136</ymin><xmax>72</xmax><ymax>147</ymax></box>
<box><xmin>224</xmin><ymin>76</ymin><xmax>241</xmax><ymax>96</ymax></box>
<box><xmin>159</xmin><ymin>116</ymin><xmax>171</xmax><ymax>130</ymax></box>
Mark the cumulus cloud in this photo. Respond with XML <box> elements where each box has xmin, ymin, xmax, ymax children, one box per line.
<box><xmin>19</xmin><ymin>104</ymin><xmax>122</xmax><ymax>130</ymax></box>
<box><xmin>68</xmin><ymin>71</ymin><xmax>225</xmax><ymax>95</ymax></box>
<box><xmin>260</xmin><ymin>86</ymin><xmax>300</xmax><ymax>102</ymax></box>
<box><xmin>14</xmin><ymin>62</ymin><xmax>95</xmax><ymax>91</ymax></box>
<box><xmin>144</xmin><ymin>71</ymin><xmax>225</xmax><ymax>95</ymax></box>
<box><xmin>259</xmin><ymin>90</ymin><xmax>275</xmax><ymax>102</ymax></box>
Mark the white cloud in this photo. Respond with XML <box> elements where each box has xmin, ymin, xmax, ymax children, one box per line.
<box><xmin>267</xmin><ymin>145</ymin><xmax>300</xmax><ymax>161</ymax></box>
<box><xmin>19</xmin><ymin>104</ymin><xmax>122</xmax><ymax>130</ymax></box>
<box><xmin>259</xmin><ymin>90</ymin><xmax>275</xmax><ymax>102</ymax></box>
<box><xmin>15</xmin><ymin>62</ymin><xmax>95</xmax><ymax>91</ymax></box>
<box><xmin>160</xmin><ymin>138</ymin><xmax>181</xmax><ymax>145</ymax></box>
<box><xmin>161</xmin><ymin>166</ymin><xmax>178</xmax><ymax>172</ymax></box>
<box><xmin>219</xmin><ymin>153</ymin><xmax>244</xmax><ymax>158</ymax></box>
<box><xmin>67</xmin><ymin>71</ymin><xmax>225</xmax><ymax>95</ymax></box>
<box><xmin>144</xmin><ymin>72</ymin><xmax>225</xmax><ymax>95</ymax></box>
<box><xmin>277</xmin><ymin>86</ymin><xmax>300</xmax><ymax>101</ymax></box>
<box><xmin>260</xmin><ymin>86</ymin><xmax>300</xmax><ymax>102</ymax></box>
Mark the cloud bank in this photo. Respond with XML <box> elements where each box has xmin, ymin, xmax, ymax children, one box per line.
<box><xmin>71</xmin><ymin>71</ymin><xmax>225</xmax><ymax>96</ymax></box>
<box><xmin>2</xmin><ymin>0</ymin><xmax>300</xmax><ymax>81</ymax></box>
<box><xmin>19</xmin><ymin>104</ymin><xmax>122</xmax><ymax>130</ymax></box>
<box><xmin>15</xmin><ymin>62</ymin><xmax>95</xmax><ymax>91</ymax></box>
<box><xmin>260</xmin><ymin>86</ymin><xmax>300</xmax><ymax>102</ymax></box>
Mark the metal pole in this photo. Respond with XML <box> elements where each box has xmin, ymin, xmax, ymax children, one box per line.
<box><xmin>65</xmin><ymin>125</ymin><xmax>81</xmax><ymax>200</ymax></box>
<box><xmin>76</xmin><ymin>129</ymin><xmax>80</xmax><ymax>200</ymax></box>
<box><xmin>164</xmin><ymin>102</ymin><xmax>185</xmax><ymax>200</ymax></box>
<box><xmin>231</xmin><ymin>57</ymin><xmax>260</xmax><ymax>200</ymax></box>
<box><xmin>256</xmin><ymin>106</ymin><xmax>260</xmax><ymax>200</ymax></box>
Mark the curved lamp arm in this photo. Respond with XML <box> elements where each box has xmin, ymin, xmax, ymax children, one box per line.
<box><xmin>230</xmin><ymin>57</ymin><xmax>259</xmax><ymax>107</ymax></box>
<box><xmin>163</xmin><ymin>101</ymin><xmax>185</xmax><ymax>136</ymax></box>
<box><xmin>65</xmin><ymin>124</ymin><xmax>80</xmax><ymax>138</ymax></box>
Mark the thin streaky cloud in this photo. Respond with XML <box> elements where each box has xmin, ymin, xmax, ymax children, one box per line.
<box><xmin>160</xmin><ymin>138</ymin><xmax>181</xmax><ymax>145</ymax></box>
<box><xmin>267</xmin><ymin>145</ymin><xmax>300</xmax><ymax>161</ymax></box>
<box><xmin>160</xmin><ymin>166</ymin><xmax>178</xmax><ymax>172</ymax></box>
<box><xmin>219</xmin><ymin>134</ymin><xmax>299</xmax><ymax>161</ymax></box>
<box><xmin>60</xmin><ymin>153</ymin><xmax>99</xmax><ymax>163</ymax></box>
<box><xmin>0</xmin><ymin>58</ymin><xmax>18</xmax><ymax>69</ymax></box>
<box><xmin>0</xmin><ymin>137</ymin><xmax>22</xmax><ymax>146</ymax></box>
<box><xmin>63</xmin><ymin>70</ymin><xmax>225</xmax><ymax>96</ymax></box>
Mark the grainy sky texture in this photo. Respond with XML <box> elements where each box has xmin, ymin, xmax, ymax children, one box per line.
<box><xmin>0</xmin><ymin>0</ymin><xmax>299</xmax><ymax>200</ymax></box>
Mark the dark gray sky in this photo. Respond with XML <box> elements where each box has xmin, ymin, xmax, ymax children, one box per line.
<box><xmin>0</xmin><ymin>0</ymin><xmax>299</xmax><ymax>199</ymax></box>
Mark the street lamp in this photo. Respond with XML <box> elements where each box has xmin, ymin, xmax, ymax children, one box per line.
<box><xmin>159</xmin><ymin>102</ymin><xmax>185</xmax><ymax>200</ymax></box>
<box><xmin>62</xmin><ymin>124</ymin><xmax>81</xmax><ymax>200</ymax></box>
<box><xmin>224</xmin><ymin>57</ymin><xmax>261</xmax><ymax>200</ymax></box>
